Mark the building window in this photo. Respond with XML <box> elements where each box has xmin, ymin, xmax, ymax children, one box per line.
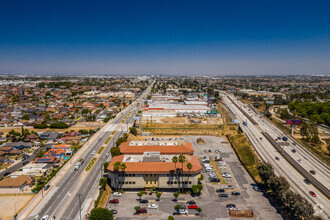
<box><xmin>146</xmin><ymin>174</ymin><xmax>148</xmax><ymax>177</ymax></box>
<box><xmin>133</xmin><ymin>181</ymin><xmax>135</xmax><ymax>184</ymax></box>
<box><xmin>189</xmin><ymin>181</ymin><xmax>192</xmax><ymax>184</ymax></box>
<box><xmin>174</xmin><ymin>181</ymin><xmax>177</xmax><ymax>184</ymax></box>
<box><xmin>133</xmin><ymin>174</ymin><xmax>135</xmax><ymax>177</ymax></box>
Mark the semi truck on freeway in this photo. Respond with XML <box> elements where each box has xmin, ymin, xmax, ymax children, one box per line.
<box><xmin>74</xmin><ymin>158</ymin><xmax>84</xmax><ymax>170</ymax></box>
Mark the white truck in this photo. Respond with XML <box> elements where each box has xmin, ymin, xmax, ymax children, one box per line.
<box><xmin>74</xmin><ymin>158</ymin><xmax>84</xmax><ymax>170</ymax></box>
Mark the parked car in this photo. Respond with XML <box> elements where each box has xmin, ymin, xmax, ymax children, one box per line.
<box><xmin>291</xmin><ymin>149</ymin><xmax>296</xmax><ymax>153</ymax></box>
<box><xmin>231</xmin><ymin>192</ymin><xmax>240</xmax><ymax>196</ymax></box>
<box><xmin>113</xmin><ymin>192</ymin><xmax>122</xmax><ymax>197</ymax></box>
<box><xmin>178</xmin><ymin>209</ymin><xmax>188</xmax><ymax>215</ymax></box>
<box><xmin>226</xmin><ymin>204</ymin><xmax>236</xmax><ymax>209</ymax></box>
<box><xmin>309</xmin><ymin>191</ymin><xmax>316</xmax><ymax>197</ymax></box>
<box><xmin>148</xmin><ymin>204</ymin><xmax>158</xmax><ymax>209</ymax></box>
<box><xmin>109</xmin><ymin>199</ymin><xmax>119</xmax><ymax>204</ymax></box>
<box><xmin>219</xmin><ymin>193</ymin><xmax>228</xmax><ymax>197</ymax></box>
<box><xmin>225</xmin><ymin>185</ymin><xmax>235</xmax><ymax>189</ymax></box>
<box><xmin>187</xmin><ymin>200</ymin><xmax>196</xmax><ymax>204</ymax></box>
<box><xmin>216</xmin><ymin>188</ymin><xmax>225</xmax><ymax>193</ymax></box>
<box><xmin>33</xmin><ymin>215</ymin><xmax>40</xmax><ymax>220</ymax></box>
<box><xmin>138</xmin><ymin>208</ymin><xmax>147</xmax><ymax>213</ymax></box>
<box><xmin>309</xmin><ymin>170</ymin><xmax>316</xmax><ymax>175</ymax></box>
<box><xmin>188</xmin><ymin>205</ymin><xmax>198</xmax><ymax>209</ymax></box>
<box><xmin>140</xmin><ymin>199</ymin><xmax>148</xmax><ymax>203</ymax></box>
<box><xmin>44</xmin><ymin>185</ymin><xmax>50</xmax><ymax>190</ymax></box>
<box><xmin>253</xmin><ymin>185</ymin><xmax>262</xmax><ymax>192</ymax></box>
<box><xmin>110</xmin><ymin>210</ymin><xmax>117</xmax><ymax>214</ymax></box>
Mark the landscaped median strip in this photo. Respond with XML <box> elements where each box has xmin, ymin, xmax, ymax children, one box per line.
<box><xmin>97</xmin><ymin>146</ymin><xmax>105</xmax><ymax>154</ymax></box>
<box><xmin>85</xmin><ymin>158</ymin><xmax>97</xmax><ymax>171</ymax></box>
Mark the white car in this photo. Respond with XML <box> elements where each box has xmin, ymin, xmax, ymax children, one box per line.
<box><xmin>92</xmin><ymin>150</ymin><xmax>96</xmax><ymax>155</ymax></box>
<box><xmin>297</xmin><ymin>159</ymin><xmax>302</xmax><ymax>163</ymax></box>
<box><xmin>41</xmin><ymin>215</ymin><xmax>49</xmax><ymax>220</ymax></box>
<box><xmin>178</xmin><ymin>209</ymin><xmax>188</xmax><ymax>215</ymax></box>
<box><xmin>113</xmin><ymin>192</ymin><xmax>121</xmax><ymax>197</ymax></box>
<box><xmin>304</xmin><ymin>156</ymin><xmax>309</xmax><ymax>160</ymax></box>
<box><xmin>148</xmin><ymin>204</ymin><xmax>158</xmax><ymax>209</ymax></box>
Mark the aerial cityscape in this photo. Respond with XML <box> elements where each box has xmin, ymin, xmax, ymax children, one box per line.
<box><xmin>0</xmin><ymin>1</ymin><xmax>329</xmax><ymax>220</ymax></box>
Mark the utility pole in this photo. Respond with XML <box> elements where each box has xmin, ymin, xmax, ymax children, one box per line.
<box><xmin>77</xmin><ymin>193</ymin><xmax>82</xmax><ymax>220</ymax></box>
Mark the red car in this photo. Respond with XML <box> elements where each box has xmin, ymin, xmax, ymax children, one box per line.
<box><xmin>188</xmin><ymin>205</ymin><xmax>198</xmax><ymax>209</ymax></box>
<box><xmin>138</xmin><ymin>208</ymin><xmax>147</xmax><ymax>213</ymax></box>
<box><xmin>109</xmin><ymin>199</ymin><xmax>119</xmax><ymax>204</ymax></box>
<box><xmin>309</xmin><ymin>191</ymin><xmax>316</xmax><ymax>197</ymax></box>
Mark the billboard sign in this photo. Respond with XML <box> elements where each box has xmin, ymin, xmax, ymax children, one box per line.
<box><xmin>286</xmin><ymin>119</ymin><xmax>301</xmax><ymax>125</ymax></box>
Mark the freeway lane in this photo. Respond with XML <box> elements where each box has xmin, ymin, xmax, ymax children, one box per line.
<box><xmin>221</xmin><ymin>93</ymin><xmax>330</xmax><ymax>218</ymax></box>
<box><xmin>27</xmin><ymin>81</ymin><xmax>153</xmax><ymax>219</ymax></box>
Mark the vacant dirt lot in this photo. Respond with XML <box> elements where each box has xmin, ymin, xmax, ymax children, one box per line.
<box><xmin>0</xmin><ymin>194</ymin><xmax>34</xmax><ymax>220</ymax></box>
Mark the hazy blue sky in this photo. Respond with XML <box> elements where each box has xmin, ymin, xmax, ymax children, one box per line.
<box><xmin>1</xmin><ymin>0</ymin><xmax>330</xmax><ymax>75</ymax></box>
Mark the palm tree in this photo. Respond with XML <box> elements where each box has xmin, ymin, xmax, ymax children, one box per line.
<box><xmin>120</xmin><ymin>163</ymin><xmax>127</xmax><ymax>190</ymax></box>
<box><xmin>113</xmin><ymin>161</ymin><xmax>121</xmax><ymax>191</ymax></box>
<box><xmin>186</xmin><ymin>162</ymin><xmax>192</xmax><ymax>190</ymax></box>
<box><xmin>172</xmin><ymin>156</ymin><xmax>179</xmax><ymax>191</ymax></box>
<box><xmin>179</xmin><ymin>154</ymin><xmax>186</xmax><ymax>193</ymax></box>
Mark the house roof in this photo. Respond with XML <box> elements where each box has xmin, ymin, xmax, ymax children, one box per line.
<box><xmin>119</xmin><ymin>141</ymin><xmax>194</xmax><ymax>155</ymax></box>
<box><xmin>107</xmin><ymin>154</ymin><xmax>202</xmax><ymax>174</ymax></box>
<box><xmin>0</xmin><ymin>175</ymin><xmax>32</xmax><ymax>187</ymax></box>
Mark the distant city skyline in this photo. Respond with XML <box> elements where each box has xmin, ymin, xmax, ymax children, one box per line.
<box><xmin>1</xmin><ymin>0</ymin><xmax>330</xmax><ymax>75</ymax></box>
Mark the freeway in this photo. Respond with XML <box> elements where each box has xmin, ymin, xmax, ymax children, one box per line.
<box><xmin>26</xmin><ymin>81</ymin><xmax>153</xmax><ymax>220</ymax></box>
<box><xmin>221</xmin><ymin>93</ymin><xmax>330</xmax><ymax>219</ymax></box>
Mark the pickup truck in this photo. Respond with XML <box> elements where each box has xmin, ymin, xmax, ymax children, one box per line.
<box><xmin>74</xmin><ymin>158</ymin><xmax>84</xmax><ymax>170</ymax></box>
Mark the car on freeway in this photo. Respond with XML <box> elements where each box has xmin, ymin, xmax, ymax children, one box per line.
<box><xmin>304</xmin><ymin>179</ymin><xmax>311</xmax><ymax>185</ymax></box>
<box><xmin>309</xmin><ymin>170</ymin><xmax>316</xmax><ymax>175</ymax></box>
<box><xmin>309</xmin><ymin>191</ymin><xmax>316</xmax><ymax>197</ymax></box>
<box><xmin>291</xmin><ymin>149</ymin><xmax>296</xmax><ymax>153</ymax></box>
<box><xmin>148</xmin><ymin>204</ymin><xmax>158</xmax><ymax>209</ymax></box>
<box><xmin>33</xmin><ymin>215</ymin><xmax>39</xmax><ymax>220</ymax></box>
<box><xmin>138</xmin><ymin>208</ymin><xmax>147</xmax><ymax>213</ymax></box>
<box><xmin>219</xmin><ymin>193</ymin><xmax>229</xmax><ymax>197</ymax></box>
<box><xmin>304</xmin><ymin>156</ymin><xmax>309</xmax><ymax>160</ymax></box>
<box><xmin>216</xmin><ymin>188</ymin><xmax>225</xmax><ymax>193</ymax></box>
<box><xmin>259</xmin><ymin>137</ymin><xmax>262</xmax><ymax>140</ymax></box>
<box><xmin>113</xmin><ymin>192</ymin><xmax>121</xmax><ymax>197</ymax></box>
<box><xmin>297</xmin><ymin>159</ymin><xmax>302</xmax><ymax>163</ymax></box>
<box><xmin>187</xmin><ymin>200</ymin><xmax>196</xmax><ymax>204</ymax></box>
<box><xmin>140</xmin><ymin>199</ymin><xmax>148</xmax><ymax>203</ymax></box>
<box><xmin>41</xmin><ymin>215</ymin><xmax>49</xmax><ymax>220</ymax></box>
<box><xmin>226</xmin><ymin>204</ymin><xmax>236</xmax><ymax>209</ymax></box>
<box><xmin>92</xmin><ymin>150</ymin><xmax>96</xmax><ymax>155</ymax></box>
<box><xmin>275</xmin><ymin>157</ymin><xmax>280</xmax><ymax>161</ymax></box>
<box><xmin>225</xmin><ymin>185</ymin><xmax>235</xmax><ymax>189</ymax></box>
<box><xmin>109</xmin><ymin>199</ymin><xmax>119</xmax><ymax>204</ymax></box>
<box><xmin>231</xmin><ymin>192</ymin><xmax>240</xmax><ymax>196</ymax></box>
<box><xmin>188</xmin><ymin>205</ymin><xmax>198</xmax><ymax>209</ymax></box>
<box><xmin>110</xmin><ymin>210</ymin><xmax>117</xmax><ymax>214</ymax></box>
<box><xmin>253</xmin><ymin>185</ymin><xmax>262</xmax><ymax>192</ymax></box>
<box><xmin>105</xmin><ymin>153</ymin><xmax>109</xmax><ymax>158</ymax></box>
<box><xmin>292</xmin><ymin>142</ymin><xmax>296</xmax><ymax>145</ymax></box>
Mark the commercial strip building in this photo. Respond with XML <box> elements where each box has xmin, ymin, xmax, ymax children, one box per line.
<box><xmin>107</xmin><ymin>139</ymin><xmax>202</xmax><ymax>190</ymax></box>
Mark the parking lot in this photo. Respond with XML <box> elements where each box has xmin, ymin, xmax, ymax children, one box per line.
<box><xmin>105</xmin><ymin>136</ymin><xmax>282</xmax><ymax>219</ymax></box>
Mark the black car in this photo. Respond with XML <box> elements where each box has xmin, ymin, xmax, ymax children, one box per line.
<box><xmin>216</xmin><ymin>189</ymin><xmax>225</xmax><ymax>193</ymax></box>
<box><xmin>291</xmin><ymin>149</ymin><xmax>296</xmax><ymax>153</ymax></box>
<box><xmin>231</xmin><ymin>192</ymin><xmax>240</xmax><ymax>196</ymax></box>
<box><xmin>211</xmin><ymin>178</ymin><xmax>220</xmax><ymax>182</ymax></box>
<box><xmin>23</xmin><ymin>161</ymin><xmax>29</xmax><ymax>165</ymax></box>
<box><xmin>219</xmin><ymin>193</ymin><xmax>228</xmax><ymax>197</ymax></box>
<box><xmin>140</xmin><ymin>199</ymin><xmax>148</xmax><ymax>203</ymax></box>
<box><xmin>275</xmin><ymin>157</ymin><xmax>280</xmax><ymax>161</ymax></box>
<box><xmin>44</xmin><ymin>185</ymin><xmax>50</xmax><ymax>190</ymax></box>
<box><xmin>226</xmin><ymin>204</ymin><xmax>236</xmax><ymax>209</ymax></box>
<box><xmin>309</xmin><ymin>170</ymin><xmax>316</xmax><ymax>175</ymax></box>
<box><xmin>3</xmin><ymin>172</ymin><xmax>11</xmax><ymax>177</ymax></box>
<box><xmin>110</xmin><ymin>210</ymin><xmax>117</xmax><ymax>214</ymax></box>
<box><xmin>304</xmin><ymin>179</ymin><xmax>311</xmax><ymax>185</ymax></box>
<box><xmin>187</xmin><ymin>200</ymin><xmax>196</xmax><ymax>205</ymax></box>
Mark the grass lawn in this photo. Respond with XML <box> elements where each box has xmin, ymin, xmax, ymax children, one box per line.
<box><xmin>210</xmin><ymin>160</ymin><xmax>226</xmax><ymax>184</ymax></box>
<box><xmin>0</xmin><ymin>163</ymin><xmax>11</xmax><ymax>170</ymax></box>
<box><xmin>98</xmin><ymin>185</ymin><xmax>111</xmax><ymax>208</ymax></box>
<box><xmin>85</xmin><ymin>158</ymin><xmax>97</xmax><ymax>171</ymax></box>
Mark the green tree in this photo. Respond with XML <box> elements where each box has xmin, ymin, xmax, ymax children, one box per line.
<box><xmin>110</xmin><ymin>147</ymin><xmax>121</xmax><ymax>157</ymax></box>
<box><xmin>196</xmin><ymin>207</ymin><xmax>202</xmax><ymax>215</ymax></box>
<box><xmin>134</xmin><ymin>206</ymin><xmax>141</xmax><ymax>214</ymax></box>
<box><xmin>36</xmin><ymin>149</ymin><xmax>45</xmax><ymax>157</ymax></box>
<box><xmin>87</xmin><ymin>207</ymin><xmax>114</xmax><ymax>220</ymax></box>
<box><xmin>186</xmin><ymin>162</ymin><xmax>192</xmax><ymax>189</ymax></box>
<box><xmin>172</xmin><ymin>156</ymin><xmax>179</xmax><ymax>190</ymax></box>
<box><xmin>167</xmin><ymin>215</ymin><xmax>175</xmax><ymax>220</ymax></box>
<box><xmin>173</xmin><ymin>191</ymin><xmax>179</xmax><ymax>201</ymax></box>
<box><xmin>156</xmin><ymin>192</ymin><xmax>162</xmax><ymax>201</ymax></box>
<box><xmin>174</xmin><ymin>205</ymin><xmax>181</xmax><ymax>213</ymax></box>
<box><xmin>137</xmin><ymin>191</ymin><xmax>146</xmax><ymax>200</ymax></box>
<box><xmin>257</xmin><ymin>163</ymin><xmax>275</xmax><ymax>184</ymax></box>
<box><xmin>112</xmin><ymin>161</ymin><xmax>121</xmax><ymax>191</ymax></box>
<box><xmin>22</xmin><ymin>115</ymin><xmax>30</xmax><ymax>120</ymax></box>
<box><xmin>99</xmin><ymin>177</ymin><xmax>107</xmax><ymax>190</ymax></box>
<box><xmin>103</xmin><ymin>162</ymin><xmax>109</xmax><ymax>173</ymax></box>
<box><xmin>129</xmin><ymin>127</ymin><xmax>138</xmax><ymax>136</ymax></box>
<box><xmin>179</xmin><ymin>154</ymin><xmax>186</xmax><ymax>193</ymax></box>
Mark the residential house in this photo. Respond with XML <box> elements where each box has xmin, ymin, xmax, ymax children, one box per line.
<box><xmin>0</xmin><ymin>174</ymin><xmax>34</xmax><ymax>194</ymax></box>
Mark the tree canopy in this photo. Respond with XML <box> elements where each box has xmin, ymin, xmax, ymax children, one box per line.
<box><xmin>88</xmin><ymin>207</ymin><xmax>114</xmax><ymax>220</ymax></box>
